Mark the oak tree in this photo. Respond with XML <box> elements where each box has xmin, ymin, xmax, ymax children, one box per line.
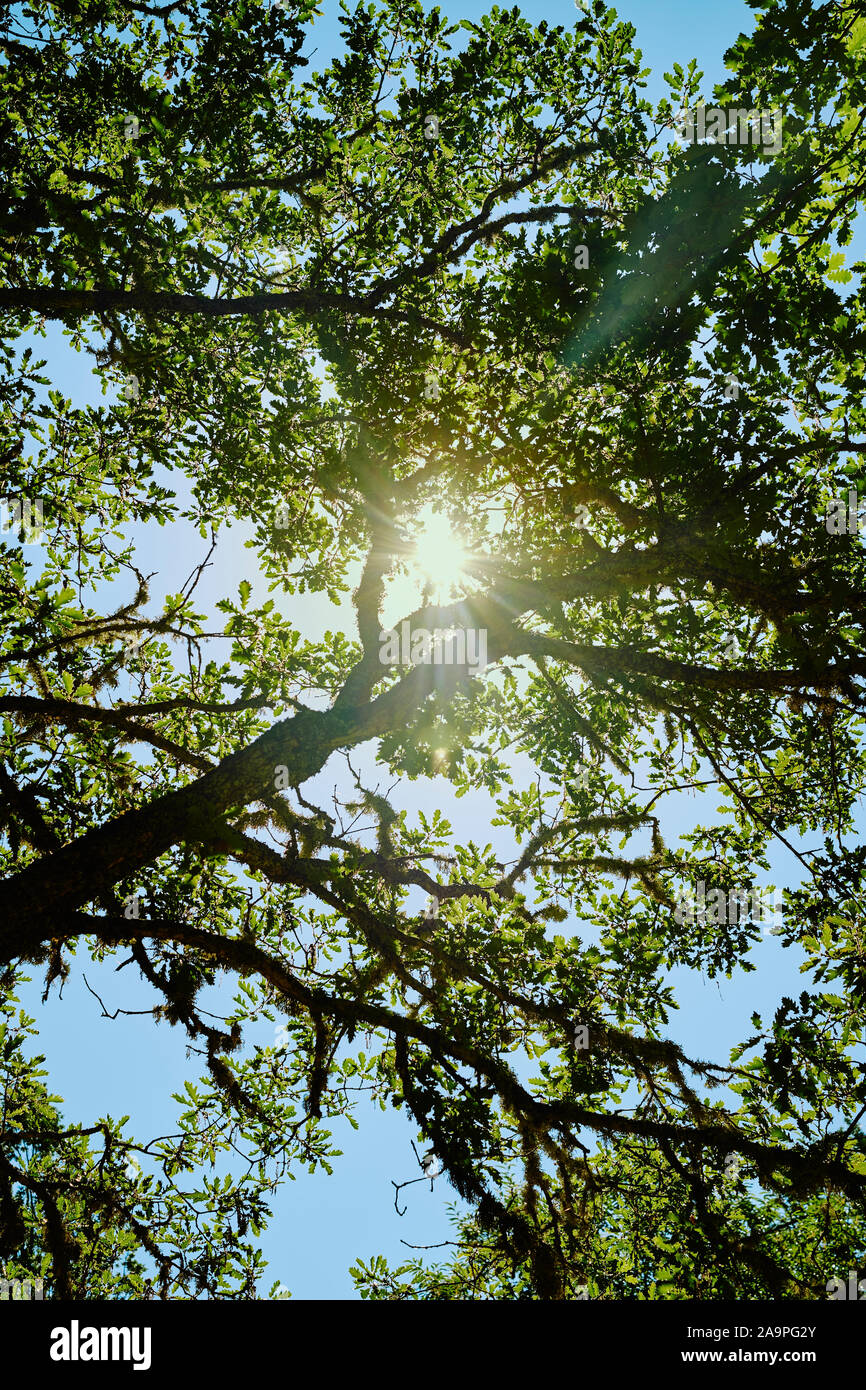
<box><xmin>2</xmin><ymin>0</ymin><xmax>866</xmax><ymax>1299</ymax></box>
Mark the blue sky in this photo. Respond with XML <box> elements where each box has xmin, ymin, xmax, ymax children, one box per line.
<box><xmin>11</xmin><ymin>0</ymin><xmax>863</xmax><ymax>1300</ymax></box>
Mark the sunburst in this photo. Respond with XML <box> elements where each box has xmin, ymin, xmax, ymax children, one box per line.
<box><xmin>410</xmin><ymin>507</ymin><xmax>469</xmax><ymax>600</ymax></box>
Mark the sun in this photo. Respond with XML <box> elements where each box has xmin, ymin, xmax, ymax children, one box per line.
<box><xmin>410</xmin><ymin>507</ymin><xmax>469</xmax><ymax>600</ymax></box>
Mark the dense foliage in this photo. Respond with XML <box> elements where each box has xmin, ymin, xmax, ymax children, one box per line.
<box><xmin>2</xmin><ymin>0</ymin><xmax>866</xmax><ymax>1299</ymax></box>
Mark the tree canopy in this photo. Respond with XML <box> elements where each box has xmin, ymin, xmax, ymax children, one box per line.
<box><xmin>2</xmin><ymin>0</ymin><xmax>866</xmax><ymax>1300</ymax></box>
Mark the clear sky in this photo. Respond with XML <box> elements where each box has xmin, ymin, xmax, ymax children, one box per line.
<box><xmin>13</xmin><ymin>0</ymin><xmax>863</xmax><ymax>1301</ymax></box>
